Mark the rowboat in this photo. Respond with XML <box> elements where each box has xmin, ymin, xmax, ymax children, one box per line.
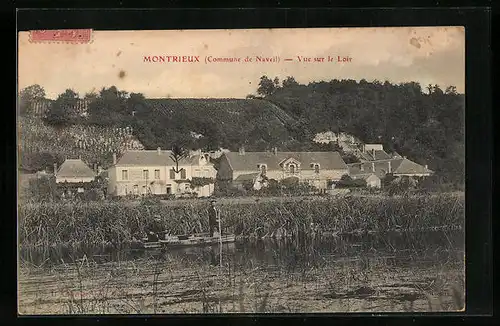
<box><xmin>134</xmin><ymin>232</ymin><xmax>236</xmax><ymax>250</ymax></box>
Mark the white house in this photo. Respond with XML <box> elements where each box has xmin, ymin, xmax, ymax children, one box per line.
<box><xmin>107</xmin><ymin>148</ymin><xmax>217</xmax><ymax>197</ymax></box>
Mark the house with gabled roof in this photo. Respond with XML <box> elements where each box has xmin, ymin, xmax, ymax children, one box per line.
<box><xmin>107</xmin><ymin>148</ymin><xmax>217</xmax><ymax>197</ymax></box>
<box><xmin>348</xmin><ymin>157</ymin><xmax>434</xmax><ymax>183</ymax></box>
<box><xmin>218</xmin><ymin>147</ymin><xmax>349</xmax><ymax>190</ymax></box>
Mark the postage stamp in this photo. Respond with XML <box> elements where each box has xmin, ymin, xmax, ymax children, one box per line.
<box><xmin>17</xmin><ymin>27</ymin><xmax>465</xmax><ymax>315</ymax></box>
<box><xmin>29</xmin><ymin>29</ymin><xmax>92</xmax><ymax>44</ymax></box>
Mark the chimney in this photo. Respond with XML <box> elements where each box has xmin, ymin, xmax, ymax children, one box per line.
<box><xmin>53</xmin><ymin>163</ymin><xmax>58</xmax><ymax>176</ymax></box>
<box><xmin>239</xmin><ymin>146</ymin><xmax>245</xmax><ymax>156</ymax></box>
<box><xmin>273</xmin><ymin>147</ymin><xmax>278</xmax><ymax>155</ymax></box>
<box><xmin>371</xmin><ymin>162</ymin><xmax>375</xmax><ymax>173</ymax></box>
<box><xmin>360</xmin><ymin>164</ymin><xmax>364</xmax><ymax>172</ymax></box>
<box><xmin>424</xmin><ymin>164</ymin><xmax>428</xmax><ymax>170</ymax></box>
<box><xmin>388</xmin><ymin>161</ymin><xmax>392</xmax><ymax>173</ymax></box>
<box><xmin>157</xmin><ymin>147</ymin><xmax>161</xmax><ymax>155</ymax></box>
<box><xmin>403</xmin><ymin>156</ymin><xmax>407</xmax><ymax>159</ymax></box>
<box><xmin>112</xmin><ymin>153</ymin><xmax>117</xmax><ymax>165</ymax></box>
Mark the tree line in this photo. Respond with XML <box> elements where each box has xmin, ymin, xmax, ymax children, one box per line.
<box><xmin>253</xmin><ymin>75</ymin><xmax>464</xmax><ymax>186</ymax></box>
<box><xmin>18</xmin><ymin>76</ymin><xmax>464</xmax><ymax>186</ymax></box>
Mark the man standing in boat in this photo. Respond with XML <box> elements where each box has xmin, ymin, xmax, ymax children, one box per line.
<box><xmin>208</xmin><ymin>200</ymin><xmax>220</xmax><ymax>237</ymax></box>
<box><xmin>146</xmin><ymin>215</ymin><xmax>164</xmax><ymax>242</ymax></box>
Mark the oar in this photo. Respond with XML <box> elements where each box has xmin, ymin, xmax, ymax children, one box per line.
<box><xmin>217</xmin><ymin>208</ymin><xmax>222</xmax><ymax>267</ymax></box>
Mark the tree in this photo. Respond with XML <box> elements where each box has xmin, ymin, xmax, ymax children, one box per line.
<box><xmin>127</xmin><ymin>93</ymin><xmax>149</xmax><ymax>115</ymax></box>
<box><xmin>273</xmin><ymin>77</ymin><xmax>280</xmax><ymax>88</ymax></box>
<box><xmin>282</xmin><ymin>76</ymin><xmax>299</xmax><ymax>88</ymax></box>
<box><xmin>169</xmin><ymin>145</ymin><xmax>188</xmax><ymax>173</ymax></box>
<box><xmin>84</xmin><ymin>91</ymin><xmax>98</xmax><ymax>101</ymax></box>
<box><xmin>445</xmin><ymin>85</ymin><xmax>458</xmax><ymax>95</ymax></box>
<box><xmin>257</xmin><ymin>75</ymin><xmax>276</xmax><ymax>96</ymax></box>
<box><xmin>87</xmin><ymin>86</ymin><xmax>130</xmax><ymax>125</ymax></box>
<box><xmin>432</xmin><ymin>84</ymin><xmax>444</xmax><ymax>96</ymax></box>
<box><xmin>44</xmin><ymin>89</ymin><xmax>79</xmax><ymax>126</ymax></box>
<box><xmin>19</xmin><ymin>84</ymin><xmax>46</xmax><ymax>115</ymax></box>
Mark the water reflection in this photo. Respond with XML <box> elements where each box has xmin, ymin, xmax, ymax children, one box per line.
<box><xmin>20</xmin><ymin>230</ymin><xmax>464</xmax><ymax>268</ymax></box>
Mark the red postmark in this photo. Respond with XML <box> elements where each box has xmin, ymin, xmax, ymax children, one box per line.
<box><xmin>29</xmin><ymin>29</ymin><xmax>92</xmax><ymax>44</ymax></box>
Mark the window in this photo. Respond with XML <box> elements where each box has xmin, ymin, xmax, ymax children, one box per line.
<box><xmin>260</xmin><ymin>164</ymin><xmax>267</xmax><ymax>175</ymax></box>
<box><xmin>133</xmin><ymin>185</ymin><xmax>138</xmax><ymax>194</ymax></box>
<box><xmin>314</xmin><ymin>164</ymin><xmax>320</xmax><ymax>174</ymax></box>
<box><xmin>180</xmin><ymin>169</ymin><xmax>186</xmax><ymax>179</ymax></box>
<box><xmin>170</xmin><ymin>169</ymin><xmax>176</xmax><ymax>179</ymax></box>
<box><xmin>143</xmin><ymin>170</ymin><xmax>149</xmax><ymax>180</ymax></box>
<box><xmin>122</xmin><ymin>170</ymin><xmax>128</xmax><ymax>180</ymax></box>
<box><xmin>289</xmin><ymin>164</ymin><xmax>295</xmax><ymax>174</ymax></box>
<box><xmin>194</xmin><ymin>169</ymin><xmax>201</xmax><ymax>177</ymax></box>
<box><xmin>154</xmin><ymin>169</ymin><xmax>160</xmax><ymax>179</ymax></box>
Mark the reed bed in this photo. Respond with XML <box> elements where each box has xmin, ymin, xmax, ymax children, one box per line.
<box><xmin>18</xmin><ymin>193</ymin><xmax>464</xmax><ymax>265</ymax></box>
<box><xmin>18</xmin><ymin>242</ymin><xmax>465</xmax><ymax>314</ymax></box>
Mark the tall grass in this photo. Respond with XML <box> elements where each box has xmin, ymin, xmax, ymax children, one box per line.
<box><xmin>18</xmin><ymin>194</ymin><xmax>464</xmax><ymax>264</ymax></box>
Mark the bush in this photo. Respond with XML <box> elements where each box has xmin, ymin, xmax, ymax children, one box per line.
<box><xmin>26</xmin><ymin>176</ymin><xmax>61</xmax><ymax>202</ymax></box>
<box><xmin>335</xmin><ymin>174</ymin><xmax>367</xmax><ymax>189</ymax></box>
<box><xmin>140</xmin><ymin>195</ymin><xmax>162</xmax><ymax>205</ymax></box>
<box><xmin>78</xmin><ymin>189</ymin><xmax>104</xmax><ymax>201</ymax></box>
<box><xmin>157</xmin><ymin>194</ymin><xmax>176</xmax><ymax>200</ymax></box>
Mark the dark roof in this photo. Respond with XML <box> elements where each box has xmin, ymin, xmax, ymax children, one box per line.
<box><xmin>372</xmin><ymin>150</ymin><xmax>392</xmax><ymax>160</ymax></box>
<box><xmin>224</xmin><ymin>151</ymin><xmax>348</xmax><ymax>171</ymax></box>
<box><xmin>234</xmin><ymin>173</ymin><xmax>260</xmax><ymax>182</ymax></box>
<box><xmin>115</xmin><ymin>150</ymin><xmax>201</xmax><ymax>166</ymax></box>
<box><xmin>393</xmin><ymin>159</ymin><xmax>434</xmax><ymax>175</ymax></box>
<box><xmin>358</xmin><ymin>152</ymin><xmax>373</xmax><ymax>161</ymax></box>
<box><xmin>57</xmin><ymin>159</ymin><xmax>96</xmax><ymax>178</ymax></box>
<box><xmin>361</xmin><ymin>149</ymin><xmax>392</xmax><ymax>161</ymax></box>
<box><xmin>348</xmin><ymin>158</ymin><xmax>433</xmax><ymax>178</ymax></box>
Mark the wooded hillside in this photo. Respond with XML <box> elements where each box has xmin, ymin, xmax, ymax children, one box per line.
<box><xmin>18</xmin><ymin>78</ymin><xmax>464</xmax><ymax>185</ymax></box>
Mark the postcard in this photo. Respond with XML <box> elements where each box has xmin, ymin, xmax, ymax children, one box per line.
<box><xmin>17</xmin><ymin>27</ymin><xmax>465</xmax><ymax>314</ymax></box>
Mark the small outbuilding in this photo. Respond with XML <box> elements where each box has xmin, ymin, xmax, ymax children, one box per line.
<box><xmin>55</xmin><ymin>159</ymin><xmax>96</xmax><ymax>184</ymax></box>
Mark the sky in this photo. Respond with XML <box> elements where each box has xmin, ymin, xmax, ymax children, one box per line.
<box><xmin>18</xmin><ymin>27</ymin><xmax>465</xmax><ymax>99</ymax></box>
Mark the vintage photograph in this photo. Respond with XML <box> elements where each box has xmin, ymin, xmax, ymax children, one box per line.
<box><xmin>17</xmin><ymin>27</ymin><xmax>465</xmax><ymax>314</ymax></box>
